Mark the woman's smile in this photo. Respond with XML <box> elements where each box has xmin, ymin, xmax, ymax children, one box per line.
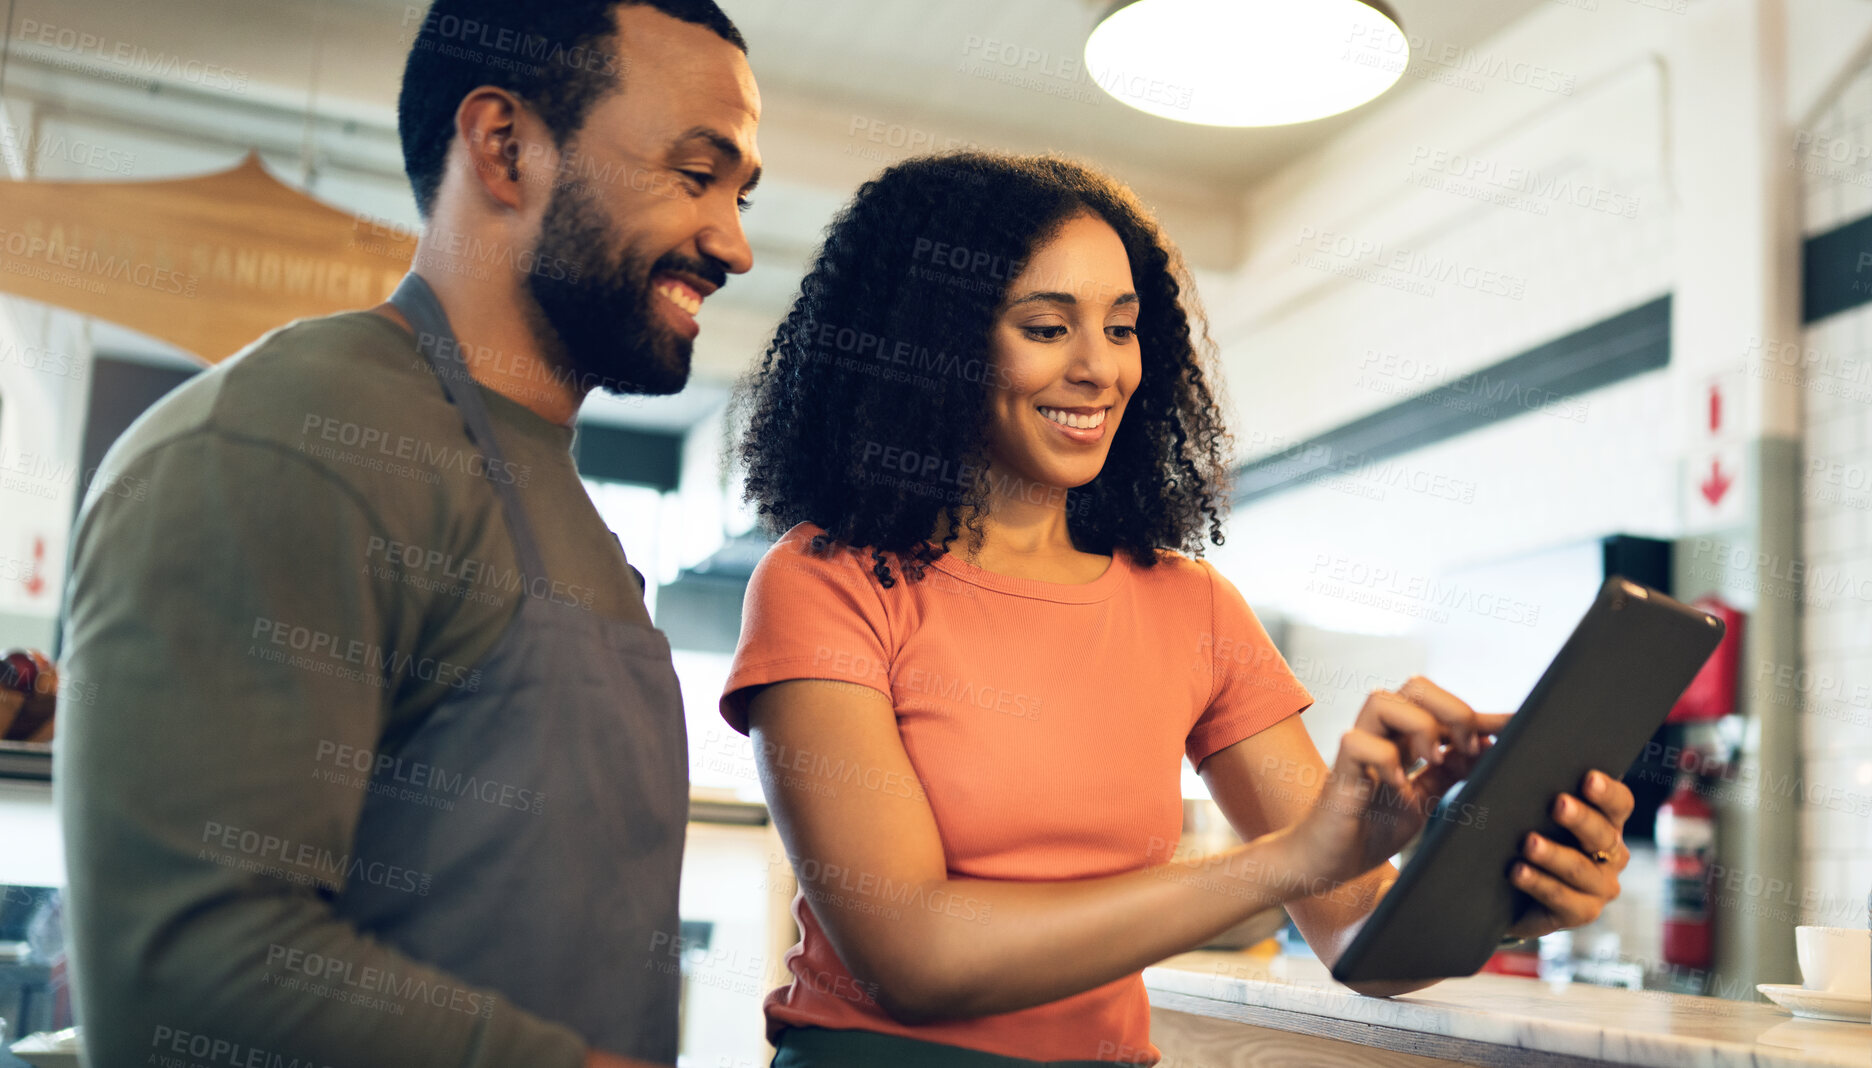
<box><xmin>1037</xmin><ymin>405</ymin><xmax>1110</xmax><ymax>443</ymax></box>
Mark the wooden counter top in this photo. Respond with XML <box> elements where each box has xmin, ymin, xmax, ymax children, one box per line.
<box><xmin>1143</xmin><ymin>950</ymin><xmax>1868</xmax><ymax>1068</ymax></box>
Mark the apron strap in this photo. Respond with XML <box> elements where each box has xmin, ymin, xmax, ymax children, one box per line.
<box><xmin>388</xmin><ymin>273</ymin><xmax>551</xmax><ymax>580</ymax></box>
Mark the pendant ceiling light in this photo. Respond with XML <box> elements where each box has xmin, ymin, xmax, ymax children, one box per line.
<box><xmin>1084</xmin><ymin>0</ymin><xmax>1409</xmax><ymax>127</ymax></box>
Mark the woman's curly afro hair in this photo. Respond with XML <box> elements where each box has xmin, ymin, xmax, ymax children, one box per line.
<box><xmin>733</xmin><ymin>151</ymin><xmax>1233</xmax><ymax>587</ymax></box>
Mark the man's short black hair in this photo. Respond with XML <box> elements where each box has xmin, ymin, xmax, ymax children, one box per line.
<box><xmin>397</xmin><ymin>0</ymin><xmax>747</xmax><ymax>218</ymax></box>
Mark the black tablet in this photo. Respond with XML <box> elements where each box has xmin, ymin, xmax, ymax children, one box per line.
<box><xmin>1330</xmin><ymin>577</ymin><xmax>1725</xmax><ymax>986</ymax></box>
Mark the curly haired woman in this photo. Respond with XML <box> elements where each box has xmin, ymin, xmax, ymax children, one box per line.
<box><xmin>719</xmin><ymin>152</ymin><xmax>1635</xmax><ymax>1067</ymax></box>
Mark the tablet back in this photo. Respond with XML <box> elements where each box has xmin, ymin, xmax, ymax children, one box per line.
<box><xmin>1330</xmin><ymin>577</ymin><xmax>1724</xmax><ymax>985</ymax></box>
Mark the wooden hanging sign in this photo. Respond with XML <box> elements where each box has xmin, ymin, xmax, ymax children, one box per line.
<box><xmin>0</xmin><ymin>152</ymin><xmax>415</xmax><ymax>363</ymax></box>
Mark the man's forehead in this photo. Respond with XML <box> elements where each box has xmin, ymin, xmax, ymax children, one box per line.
<box><xmin>604</xmin><ymin>22</ymin><xmax>758</xmax><ymax>139</ymax></box>
<box><xmin>684</xmin><ymin>78</ymin><xmax>761</xmax><ymax>143</ymax></box>
<box><xmin>607</xmin><ymin>5</ymin><xmax>752</xmax><ymax>88</ymax></box>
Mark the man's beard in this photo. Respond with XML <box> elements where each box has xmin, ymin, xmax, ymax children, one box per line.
<box><xmin>524</xmin><ymin>182</ymin><xmax>707</xmax><ymax>398</ymax></box>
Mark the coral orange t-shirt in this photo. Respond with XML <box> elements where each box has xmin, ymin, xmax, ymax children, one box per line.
<box><xmin>720</xmin><ymin>523</ymin><xmax>1312</xmax><ymax>1063</ymax></box>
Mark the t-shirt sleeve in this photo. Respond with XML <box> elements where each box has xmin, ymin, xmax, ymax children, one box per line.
<box><xmin>720</xmin><ymin>532</ymin><xmax>895</xmax><ymax>734</ymax></box>
<box><xmin>1186</xmin><ymin>561</ymin><xmax>1314</xmax><ymax>769</ymax></box>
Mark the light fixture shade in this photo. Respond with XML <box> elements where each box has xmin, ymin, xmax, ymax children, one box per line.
<box><xmin>1085</xmin><ymin>0</ymin><xmax>1409</xmax><ymax>127</ymax></box>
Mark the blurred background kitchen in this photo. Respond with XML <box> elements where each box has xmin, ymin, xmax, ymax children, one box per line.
<box><xmin>0</xmin><ymin>0</ymin><xmax>1869</xmax><ymax>1063</ymax></box>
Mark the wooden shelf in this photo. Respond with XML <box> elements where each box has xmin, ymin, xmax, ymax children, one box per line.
<box><xmin>688</xmin><ymin>797</ymin><xmax>768</xmax><ymax>826</ymax></box>
<box><xmin>0</xmin><ymin>743</ymin><xmax>52</xmax><ymax>782</ymax></box>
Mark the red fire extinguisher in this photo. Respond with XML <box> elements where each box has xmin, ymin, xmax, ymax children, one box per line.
<box><xmin>1656</xmin><ymin>753</ymin><xmax>1715</xmax><ymax>970</ymax></box>
<box><xmin>1656</xmin><ymin>596</ymin><xmax>1743</xmax><ymax>975</ymax></box>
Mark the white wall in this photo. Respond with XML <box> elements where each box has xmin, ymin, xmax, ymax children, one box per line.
<box><xmin>1796</xmin><ymin>55</ymin><xmax>1872</xmax><ymax>919</ymax></box>
<box><xmin>0</xmin><ymin>781</ymin><xmax>61</xmax><ymax>888</ymax></box>
<box><xmin>1184</xmin><ymin>3</ymin><xmax>1690</xmax><ymax>975</ymax></box>
<box><xmin>0</xmin><ymin>99</ymin><xmax>98</xmax><ymax>654</ymax></box>
<box><xmin>1797</xmin><ymin>300</ymin><xmax>1872</xmax><ymax>921</ymax></box>
<box><xmin>1204</xmin><ymin>1</ymin><xmax>1689</xmax><ymax>610</ymax></box>
<box><xmin>1188</xmin><ymin>0</ymin><xmax>1872</xmax><ymax>984</ymax></box>
<box><xmin>0</xmin><ymin>295</ymin><xmax>90</xmax><ymax>653</ymax></box>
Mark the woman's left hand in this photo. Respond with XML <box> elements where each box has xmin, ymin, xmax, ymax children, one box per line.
<box><xmin>1504</xmin><ymin>770</ymin><xmax>1635</xmax><ymax>940</ymax></box>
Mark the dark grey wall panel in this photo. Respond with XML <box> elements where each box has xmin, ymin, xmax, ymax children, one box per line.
<box><xmin>572</xmin><ymin>424</ymin><xmax>683</xmax><ymax>492</ymax></box>
<box><xmin>1803</xmin><ymin>209</ymin><xmax>1872</xmax><ymax>323</ymax></box>
<box><xmin>1233</xmin><ymin>296</ymin><xmax>1672</xmax><ymax>505</ymax></box>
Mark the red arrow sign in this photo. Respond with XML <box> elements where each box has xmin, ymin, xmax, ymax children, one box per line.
<box><xmin>22</xmin><ymin>538</ymin><xmax>46</xmax><ymax>597</ymax></box>
<box><xmin>1700</xmin><ymin>458</ymin><xmax>1733</xmax><ymax>507</ymax></box>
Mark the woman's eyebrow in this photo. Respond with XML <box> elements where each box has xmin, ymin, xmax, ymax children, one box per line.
<box><xmin>1007</xmin><ymin>291</ymin><xmax>1077</xmax><ymax>308</ymax></box>
<box><xmin>1006</xmin><ymin>291</ymin><xmax>1140</xmax><ymax>309</ymax></box>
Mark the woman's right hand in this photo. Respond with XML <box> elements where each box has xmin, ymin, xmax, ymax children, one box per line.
<box><xmin>1291</xmin><ymin>677</ymin><xmax>1508</xmax><ymax>887</ymax></box>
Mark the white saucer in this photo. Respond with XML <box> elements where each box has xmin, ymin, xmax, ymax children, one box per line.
<box><xmin>1758</xmin><ymin>983</ymin><xmax>1872</xmax><ymax>1024</ymax></box>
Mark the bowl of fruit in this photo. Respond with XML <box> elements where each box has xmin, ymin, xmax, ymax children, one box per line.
<box><xmin>0</xmin><ymin>650</ymin><xmax>55</xmax><ymax>745</ymax></box>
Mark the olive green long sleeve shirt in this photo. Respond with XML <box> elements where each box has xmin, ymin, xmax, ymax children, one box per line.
<box><xmin>58</xmin><ymin>312</ymin><xmax>656</xmax><ymax>1068</ymax></box>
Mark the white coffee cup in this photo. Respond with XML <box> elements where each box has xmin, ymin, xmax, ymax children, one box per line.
<box><xmin>1795</xmin><ymin>925</ymin><xmax>1871</xmax><ymax>997</ymax></box>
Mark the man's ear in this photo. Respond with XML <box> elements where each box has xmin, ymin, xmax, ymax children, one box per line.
<box><xmin>454</xmin><ymin>87</ymin><xmax>530</xmax><ymax>212</ymax></box>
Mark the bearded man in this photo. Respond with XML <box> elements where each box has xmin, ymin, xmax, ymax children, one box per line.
<box><xmin>58</xmin><ymin>2</ymin><xmax>761</xmax><ymax>1065</ymax></box>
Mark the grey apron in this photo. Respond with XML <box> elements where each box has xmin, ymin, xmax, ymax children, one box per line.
<box><xmin>334</xmin><ymin>273</ymin><xmax>688</xmax><ymax>1061</ymax></box>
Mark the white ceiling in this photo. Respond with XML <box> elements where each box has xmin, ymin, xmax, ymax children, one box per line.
<box><xmin>3</xmin><ymin>0</ymin><xmax>1550</xmax><ymax>430</ymax></box>
<box><xmin>9</xmin><ymin>0</ymin><xmax>1547</xmax><ymax>185</ymax></box>
<box><xmin>721</xmin><ymin>0</ymin><xmax>1548</xmax><ymax>187</ymax></box>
